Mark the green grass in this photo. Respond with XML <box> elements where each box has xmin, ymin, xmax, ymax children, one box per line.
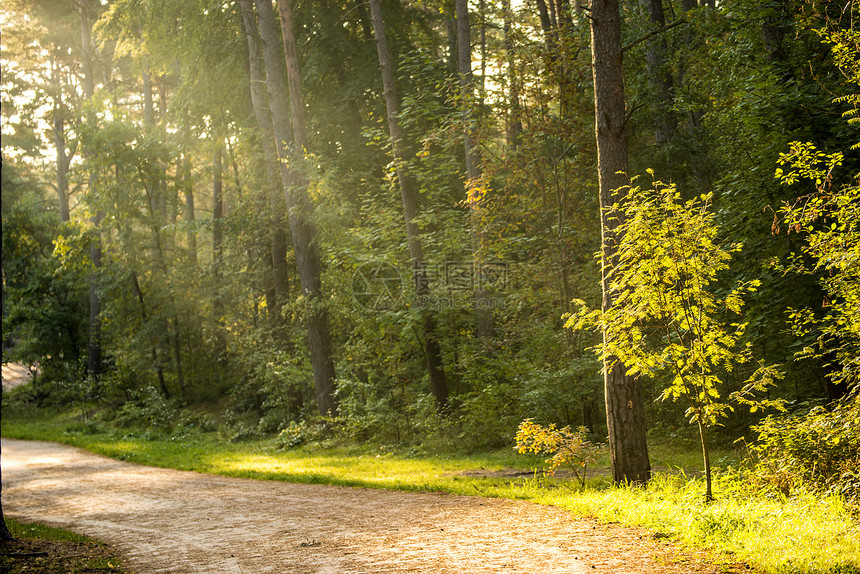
<box><xmin>4</xmin><ymin>409</ymin><xmax>859</xmax><ymax>573</ymax></box>
<box><xmin>2</xmin><ymin>517</ymin><xmax>126</xmax><ymax>573</ymax></box>
<box><xmin>6</xmin><ymin>517</ymin><xmax>94</xmax><ymax>543</ymax></box>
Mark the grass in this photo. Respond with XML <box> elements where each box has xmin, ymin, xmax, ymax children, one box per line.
<box><xmin>1</xmin><ymin>517</ymin><xmax>126</xmax><ymax>573</ymax></box>
<box><xmin>3</xmin><ymin>408</ymin><xmax>859</xmax><ymax>573</ymax></box>
<box><xmin>6</xmin><ymin>517</ymin><xmax>94</xmax><ymax>543</ymax></box>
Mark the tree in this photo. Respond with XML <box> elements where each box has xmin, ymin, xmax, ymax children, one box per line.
<box><xmin>588</xmin><ymin>0</ymin><xmax>650</xmax><ymax>484</ymax></box>
<box><xmin>368</xmin><ymin>0</ymin><xmax>449</xmax><ymax>409</ymax></box>
<box><xmin>253</xmin><ymin>0</ymin><xmax>337</xmax><ymax>416</ymax></box>
<box><xmin>568</xmin><ymin>180</ymin><xmax>784</xmax><ymax>499</ymax></box>
<box><xmin>237</xmin><ymin>0</ymin><xmax>291</xmax><ymax>330</ymax></box>
<box><xmin>76</xmin><ymin>0</ymin><xmax>104</xmax><ymax>381</ymax></box>
<box><xmin>456</xmin><ymin>0</ymin><xmax>494</xmax><ymax>341</ymax></box>
<box><xmin>0</xmin><ymin>383</ymin><xmax>14</xmax><ymax>541</ymax></box>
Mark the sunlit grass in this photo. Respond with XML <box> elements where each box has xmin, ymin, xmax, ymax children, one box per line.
<box><xmin>3</xmin><ymin>410</ymin><xmax>859</xmax><ymax>573</ymax></box>
<box><xmin>6</xmin><ymin>517</ymin><xmax>94</xmax><ymax>543</ymax></box>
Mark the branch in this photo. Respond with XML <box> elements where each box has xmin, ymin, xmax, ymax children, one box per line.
<box><xmin>622</xmin><ymin>19</ymin><xmax>687</xmax><ymax>53</ymax></box>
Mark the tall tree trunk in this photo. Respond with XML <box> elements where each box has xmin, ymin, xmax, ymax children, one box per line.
<box><xmin>502</xmin><ymin>0</ymin><xmax>522</xmax><ymax>151</ymax></box>
<box><xmin>181</xmin><ymin>155</ymin><xmax>198</xmax><ymax>266</ymax></box>
<box><xmin>51</xmin><ymin>49</ymin><xmax>72</xmax><ymax>222</ymax></box>
<box><xmin>212</xmin><ymin>141</ymin><xmax>227</xmax><ymax>365</ymax></box>
<box><xmin>79</xmin><ymin>0</ymin><xmax>102</xmax><ymax>381</ymax></box>
<box><xmin>238</xmin><ymin>0</ymin><xmax>291</xmax><ymax>328</ymax></box>
<box><xmin>589</xmin><ymin>0</ymin><xmax>651</xmax><ymax>484</ymax></box>
<box><xmin>456</xmin><ymin>0</ymin><xmax>495</xmax><ymax>341</ymax></box>
<box><xmin>142</xmin><ymin>60</ymin><xmax>184</xmax><ymax>396</ymax></box>
<box><xmin>254</xmin><ymin>0</ymin><xmax>337</xmax><ymax>416</ymax></box>
<box><xmin>0</xmin><ymin>384</ymin><xmax>14</xmax><ymax>541</ymax></box>
<box><xmin>639</xmin><ymin>0</ymin><xmax>676</xmax><ymax>150</ymax></box>
<box><xmin>368</xmin><ymin>0</ymin><xmax>449</xmax><ymax>410</ymax></box>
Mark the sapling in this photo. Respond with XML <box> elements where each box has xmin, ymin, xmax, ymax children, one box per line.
<box><xmin>566</xmin><ymin>176</ymin><xmax>784</xmax><ymax>500</ymax></box>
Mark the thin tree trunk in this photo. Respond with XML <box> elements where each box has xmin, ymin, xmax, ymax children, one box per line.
<box><xmin>51</xmin><ymin>49</ymin><xmax>72</xmax><ymax>222</ymax></box>
<box><xmin>212</xmin><ymin>141</ymin><xmax>227</xmax><ymax>365</ymax></box>
<box><xmin>181</xmin><ymin>155</ymin><xmax>198</xmax><ymax>266</ymax></box>
<box><xmin>590</xmin><ymin>0</ymin><xmax>651</xmax><ymax>484</ymax></box>
<box><xmin>639</xmin><ymin>0</ymin><xmax>676</xmax><ymax>150</ymax></box>
<box><xmin>502</xmin><ymin>0</ymin><xmax>522</xmax><ymax>151</ymax></box>
<box><xmin>456</xmin><ymin>0</ymin><xmax>495</xmax><ymax>341</ymax></box>
<box><xmin>368</xmin><ymin>0</ymin><xmax>449</xmax><ymax>409</ymax></box>
<box><xmin>79</xmin><ymin>0</ymin><xmax>102</xmax><ymax>381</ymax></box>
<box><xmin>698</xmin><ymin>415</ymin><xmax>713</xmax><ymax>501</ymax></box>
<box><xmin>131</xmin><ymin>272</ymin><xmax>170</xmax><ymax>398</ymax></box>
<box><xmin>254</xmin><ymin>0</ymin><xmax>337</xmax><ymax>416</ymax></box>
<box><xmin>535</xmin><ymin>0</ymin><xmax>557</xmax><ymax>52</ymax></box>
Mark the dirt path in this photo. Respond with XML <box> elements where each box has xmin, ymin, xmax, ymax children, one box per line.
<box><xmin>2</xmin><ymin>439</ymin><xmax>733</xmax><ymax>574</ymax></box>
<box><xmin>1</xmin><ymin>363</ymin><xmax>36</xmax><ymax>391</ymax></box>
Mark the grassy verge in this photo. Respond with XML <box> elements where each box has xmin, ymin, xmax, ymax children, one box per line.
<box><xmin>4</xmin><ymin>409</ymin><xmax>859</xmax><ymax>573</ymax></box>
<box><xmin>0</xmin><ymin>517</ymin><xmax>127</xmax><ymax>573</ymax></box>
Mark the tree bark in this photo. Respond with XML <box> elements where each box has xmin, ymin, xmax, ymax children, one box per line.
<box><xmin>181</xmin><ymin>155</ymin><xmax>198</xmax><ymax>266</ymax></box>
<box><xmin>639</xmin><ymin>0</ymin><xmax>676</xmax><ymax>149</ymax></box>
<box><xmin>456</xmin><ymin>0</ymin><xmax>495</xmax><ymax>341</ymax></box>
<box><xmin>589</xmin><ymin>0</ymin><xmax>651</xmax><ymax>484</ymax></box>
<box><xmin>502</xmin><ymin>0</ymin><xmax>522</xmax><ymax>151</ymax></box>
<box><xmin>78</xmin><ymin>0</ymin><xmax>102</xmax><ymax>381</ymax></box>
<box><xmin>255</xmin><ymin>0</ymin><xmax>337</xmax><ymax>416</ymax></box>
<box><xmin>368</xmin><ymin>0</ymin><xmax>449</xmax><ymax>410</ymax></box>
<box><xmin>50</xmin><ymin>48</ymin><xmax>72</xmax><ymax>222</ymax></box>
<box><xmin>238</xmin><ymin>0</ymin><xmax>291</xmax><ymax>328</ymax></box>
<box><xmin>212</xmin><ymin>141</ymin><xmax>227</xmax><ymax>365</ymax></box>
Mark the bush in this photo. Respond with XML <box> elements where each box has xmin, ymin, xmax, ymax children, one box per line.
<box><xmin>746</xmin><ymin>394</ymin><xmax>860</xmax><ymax>507</ymax></box>
<box><xmin>112</xmin><ymin>385</ymin><xmax>179</xmax><ymax>435</ymax></box>
<box><xmin>514</xmin><ymin>418</ymin><xmax>604</xmax><ymax>486</ymax></box>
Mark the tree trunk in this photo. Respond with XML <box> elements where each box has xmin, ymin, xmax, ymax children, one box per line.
<box><xmin>254</xmin><ymin>0</ymin><xmax>337</xmax><ymax>416</ymax></box>
<box><xmin>212</xmin><ymin>141</ymin><xmax>227</xmax><ymax>365</ymax></box>
<box><xmin>238</xmin><ymin>0</ymin><xmax>291</xmax><ymax>328</ymax></box>
<box><xmin>589</xmin><ymin>0</ymin><xmax>651</xmax><ymax>484</ymax></box>
<box><xmin>698</xmin><ymin>415</ymin><xmax>713</xmax><ymax>501</ymax></box>
<box><xmin>181</xmin><ymin>155</ymin><xmax>198</xmax><ymax>266</ymax></box>
<box><xmin>368</xmin><ymin>0</ymin><xmax>449</xmax><ymax>410</ymax></box>
<box><xmin>456</xmin><ymin>0</ymin><xmax>495</xmax><ymax>341</ymax></box>
<box><xmin>79</xmin><ymin>0</ymin><xmax>102</xmax><ymax>381</ymax></box>
<box><xmin>50</xmin><ymin>49</ymin><xmax>72</xmax><ymax>222</ymax></box>
<box><xmin>502</xmin><ymin>0</ymin><xmax>522</xmax><ymax>151</ymax></box>
<box><xmin>639</xmin><ymin>0</ymin><xmax>676</xmax><ymax>150</ymax></box>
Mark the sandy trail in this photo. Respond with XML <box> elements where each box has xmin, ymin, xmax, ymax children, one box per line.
<box><xmin>2</xmin><ymin>439</ymin><xmax>728</xmax><ymax>574</ymax></box>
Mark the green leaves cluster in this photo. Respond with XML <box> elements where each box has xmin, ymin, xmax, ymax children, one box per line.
<box><xmin>514</xmin><ymin>418</ymin><xmax>603</xmax><ymax>486</ymax></box>
<box><xmin>775</xmin><ymin>142</ymin><xmax>860</xmax><ymax>390</ymax></box>
<box><xmin>566</xmin><ymin>178</ymin><xmax>784</xmax><ymax>428</ymax></box>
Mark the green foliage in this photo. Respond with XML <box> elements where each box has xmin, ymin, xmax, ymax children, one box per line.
<box><xmin>566</xmin><ymin>179</ymin><xmax>784</xmax><ymax>427</ymax></box>
<box><xmin>1</xmin><ymin>162</ymin><xmax>88</xmax><ymax>371</ymax></box>
<box><xmin>514</xmin><ymin>419</ymin><xmax>603</xmax><ymax>486</ymax></box>
<box><xmin>112</xmin><ymin>385</ymin><xmax>179</xmax><ymax>436</ymax></box>
<box><xmin>746</xmin><ymin>396</ymin><xmax>860</xmax><ymax>507</ymax></box>
<box><xmin>775</xmin><ymin>142</ymin><xmax>860</xmax><ymax>391</ymax></box>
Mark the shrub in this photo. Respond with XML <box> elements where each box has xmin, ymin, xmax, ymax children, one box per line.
<box><xmin>746</xmin><ymin>394</ymin><xmax>860</xmax><ymax>507</ymax></box>
<box><xmin>514</xmin><ymin>418</ymin><xmax>604</xmax><ymax>486</ymax></box>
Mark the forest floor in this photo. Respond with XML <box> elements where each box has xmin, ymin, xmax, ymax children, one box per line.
<box><xmin>1</xmin><ymin>439</ymin><xmax>751</xmax><ymax>574</ymax></box>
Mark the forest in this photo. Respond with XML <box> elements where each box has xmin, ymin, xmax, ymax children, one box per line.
<box><xmin>1</xmin><ymin>0</ymin><xmax>859</xmax><ymax>521</ymax></box>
